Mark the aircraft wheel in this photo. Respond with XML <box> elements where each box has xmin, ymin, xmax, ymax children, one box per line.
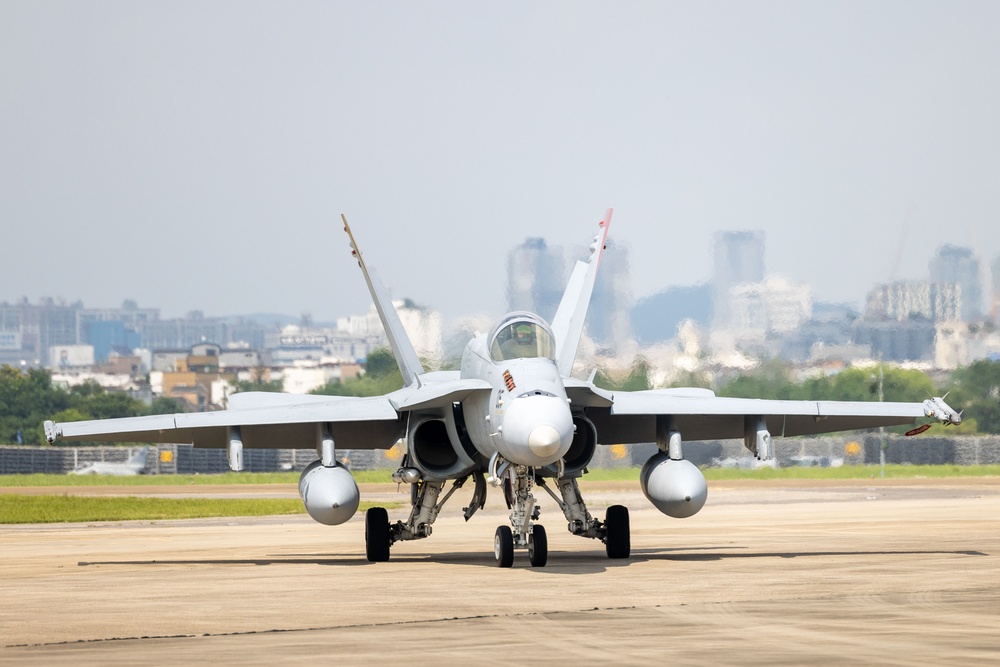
<box><xmin>605</xmin><ymin>505</ymin><xmax>630</xmax><ymax>559</ymax></box>
<box><xmin>365</xmin><ymin>507</ymin><xmax>391</xmax><ymax>562</ymax></box>
<box><xmin>494</xmin><ymin>525</ymin><xmax>514</xmax><ymax>568</ymax></box>
<box><xmin>528</xmin><ymin>524</ymin><xmax>548</xmax><ymax>567</ymax></box>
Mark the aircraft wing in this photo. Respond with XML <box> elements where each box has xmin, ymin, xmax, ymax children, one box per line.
<box><xmin>587</xmin><ymin>390</ymin><xmax>961</xmax><ymax>443</ymax></box>
<box><xmin>45</xmin><ymin>376</ymin><xmax>494</xmax><ymax>450</ymax></box>
<box><xmin>46</xmin><ymin>394</ymin><xmax>406</xmax><ymax>450</ymax></box>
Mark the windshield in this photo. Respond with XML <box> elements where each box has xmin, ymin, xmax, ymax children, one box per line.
<box><xmin>489</xmin><ymin>314</ymin><xmax>556</xmax><ymax>362</ymax></box>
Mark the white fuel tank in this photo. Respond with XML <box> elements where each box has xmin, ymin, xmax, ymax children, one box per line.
<box><xmin>298</xmin><ymin>460</ymin><xmax>360</xmax><ymax>526</ymax></box>
<box><xmin>639</xmin><ymin>452</ymin><xmax>708</xmax><ymax>519</ymax></box>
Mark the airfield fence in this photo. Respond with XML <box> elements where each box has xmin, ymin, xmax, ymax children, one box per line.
<box><xmin>2</xmin><ymin>435</ymin><xmax>999</xmax><ymax>475</ymax></box>
<box><xmin>0</xmin><ymin>444</ymin><xmax>388</xmax><ymax>475</ymax></box>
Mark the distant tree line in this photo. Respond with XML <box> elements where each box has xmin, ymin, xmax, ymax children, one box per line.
<box><xmin>0</xmin><ymin>365</ymin><xmax>181</xmax><ymax>445</ymax></box>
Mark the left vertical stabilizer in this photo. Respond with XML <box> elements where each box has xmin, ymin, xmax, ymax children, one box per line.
<box><xmin>342</xmin><ymin>214</ymin><xmax>424</xmax><ymax>387</ymax></box>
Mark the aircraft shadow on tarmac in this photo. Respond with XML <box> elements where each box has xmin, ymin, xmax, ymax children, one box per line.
<box><xmin>77</xmin><ymin>546</ymin><xmax>985</xmax><ymax>574</ymax></box>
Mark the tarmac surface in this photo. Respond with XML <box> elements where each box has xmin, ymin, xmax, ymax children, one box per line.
<box><xmin>1</xmin><ymin>477</ymin><xmax>998</xmax><ymax>665</ymax></box>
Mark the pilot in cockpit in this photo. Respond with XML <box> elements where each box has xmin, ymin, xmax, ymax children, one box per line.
<box><xmin>514</xmin><ymin>323</ymin><xmax>534</xmax><ymax>345</ymax></box>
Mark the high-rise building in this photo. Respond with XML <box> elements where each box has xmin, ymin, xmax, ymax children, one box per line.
<box><xmin>506</xmin><ymin>238</ymin><xmax>566</xmax><ymax>323</ymax></box>
<box><xmin>864</xmin><ymin>282</ymin><xmax>960</xmax><ymax>322</ymax></box>
<box><xmin>730</xmin><ymin>277</ymin><xmax>812</xmax><ymax>335</ymax></box>
<box><xmin>0</xmin><ymin>298</ymin><xmax>81</xmax><ymax>367</ymax></box>
<box><xmin>712</xmin><ymin>230</ymin><xmax>764</xmax><ymax>328</ymax></box>
<box><xmin>929</xmin><ymin>245</ymin><xmax>982</xmax><ymax>321</ymax></box>
<box><xmin>78</xmin><ymin>300</ymin><xmax>159</xmax><ymax>362</ymax></box>
<box><xmin>992</xmin><ymin>255</ymin><xmax>1000</xmax><ymax>323</ymax></box>
<box><xmin>588</xmin><ymin>239</ymin><xmax>632</xmax><ymax>350</ymax></box>
<box><xmin>135</xmin><ymin>311</ymin><xmax>268</xmax><ymax>351</ymax></box>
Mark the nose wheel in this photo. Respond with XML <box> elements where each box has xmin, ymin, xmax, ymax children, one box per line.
<box><xmin>492</xmin><ymin>462</ymin><xmax>550</xmax><ymax>567</ymax></box>
<box><xmin>494</xmin><ymin>525</ymin><xmax>514</xmax><ymax>567</ymax></box>
<box><xmin>528</xmin><ymin>524</ymin><xmax>548</xmax><ymax>567</ymax></box>
<box><xmin>493</xmin><ymin>523</ymin><xmax>548</xmax><ymax>567</ymax></box>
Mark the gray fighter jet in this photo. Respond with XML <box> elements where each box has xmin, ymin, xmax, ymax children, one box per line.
<box><xmin>44</xmin><ymin>211</ymin><xmax>962</xmax><ymax>567</ymax></box>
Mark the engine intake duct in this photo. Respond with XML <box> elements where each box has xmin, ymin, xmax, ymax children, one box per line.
<box><xmin>408</xmin><ymin>414</ymin><xmax>479</xmax><ymax>479</ymax></box>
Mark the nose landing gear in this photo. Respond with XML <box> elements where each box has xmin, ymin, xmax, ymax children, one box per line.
<box><xmin>492</xmin><ymin>520</ymin><xmax>549</xmax><ymax>568</ymax></box>
<box><xmin>490</xmin><ymin>459</ymin><xmax>549</xmax><ymax>568</ymax></box>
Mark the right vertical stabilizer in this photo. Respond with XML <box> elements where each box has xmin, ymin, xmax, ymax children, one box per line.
<box><xmin>342</xmin><ymin>215</ymin><xmax>425</xmax><ymax>387</ymax></box>
<box><xmin>550</xmin><ymin>209</ymin><xmax>613</xmax><ymax>377</ymax></box>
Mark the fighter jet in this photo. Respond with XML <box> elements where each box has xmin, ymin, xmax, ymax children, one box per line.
<box><xmin>44</xmin><ymin>210</ymin><xmax>962</xmax><ymax>567</ymax></box>
<box><xmin>69</xmin><ymin>447</ymin><xmax>150</xmax><ymax>476</ymax></box>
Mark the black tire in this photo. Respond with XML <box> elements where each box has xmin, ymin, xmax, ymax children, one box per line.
<box><xmin>494</xmin><ymin>525</ymin><xmax>514</xmax><ymax>568</ymax></box>
<box><xmin>605</xmin><ymin>504</ymin><xmax>630</xmax><ymax>559</ymax></box>
<box><xmin>528</xmin><ymin>524</ymin><xmax>548</xmax><ymax>567</ymax></box>
<box><xmin>365</xmin><ymin>507</ymin><xmax>391</xmax><ymax>562</ymax></box>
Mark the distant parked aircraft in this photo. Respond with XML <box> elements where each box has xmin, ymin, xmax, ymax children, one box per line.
<box><xmin>69</xmin><ymin>447</ymin><xmax>150</xmax><ymax>476</ymax></box>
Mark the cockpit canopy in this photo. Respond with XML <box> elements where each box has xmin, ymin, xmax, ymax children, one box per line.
<box><xmin>489</xmin><ymin>313</ymin><xmax>556</xmax><ymax>362</ymax></box>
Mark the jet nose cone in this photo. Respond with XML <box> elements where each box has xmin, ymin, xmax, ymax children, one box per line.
<box><xmin>528</xmin><ymin>425</ymin><xmax>562</xmax><ymax>458</ymax></box>
<box><xmin>500</xmin><ymin>394</ymin><xmax>574</xmax><ymax>466</ymax></box>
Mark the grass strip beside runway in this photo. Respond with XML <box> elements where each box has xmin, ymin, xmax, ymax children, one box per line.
<box><xmin>1</xmin><ymin>465</ymin><xmax>999</xmax><ymax>490</ymax></box>
<box><xmin>0</xmin><ymin>495</ymin><xmax>389</xmax><ymax>524</ymax></box>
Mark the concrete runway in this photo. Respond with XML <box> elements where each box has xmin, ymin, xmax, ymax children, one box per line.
<box><xmin>1</xmin><ymin>478</ymin><xmax>998</xmax><ymax>665</ymax></box>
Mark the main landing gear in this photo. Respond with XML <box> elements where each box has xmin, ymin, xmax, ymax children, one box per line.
<box><xmin>364</xmin><ymin>470</ymin><xmax>488</xmax><ymax>563</ymax></box>
<box><xmin>366</xmin><ymin>458</ymin><xmax>631</xmax><ymax>567</ymax></box>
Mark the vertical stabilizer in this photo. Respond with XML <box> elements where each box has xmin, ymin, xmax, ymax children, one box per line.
<box><xmin>550</xmin><ymin>209</ymin><xmax>613</xmax><ymax>377</ymax></box>
<box><xmin>342</xmin><ymin>214</ymin><xmax>424</xmax><ymax>387</ymax></box>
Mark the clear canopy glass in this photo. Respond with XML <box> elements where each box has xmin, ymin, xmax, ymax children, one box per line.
<box><xmin>489</xmin><ymin>313</ymin><xmax>556</xmax><ymax>362</ymax></box>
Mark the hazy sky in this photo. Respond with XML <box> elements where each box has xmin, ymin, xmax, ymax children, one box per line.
<box><xmin>2</xmin><ymin>2</ymin><xmax>998</xmax><ymax>323</ymax></box>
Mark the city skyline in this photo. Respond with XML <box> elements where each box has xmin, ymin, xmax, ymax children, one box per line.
<box><xmin>4</xmin><ymin>228</ymin><xmax>998</xmax><ymax>375</ymax></box>
<box><xmin>4</xmin><ymin>234</ymin><xmax>996</xmax><ymax>327</ymax></box>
